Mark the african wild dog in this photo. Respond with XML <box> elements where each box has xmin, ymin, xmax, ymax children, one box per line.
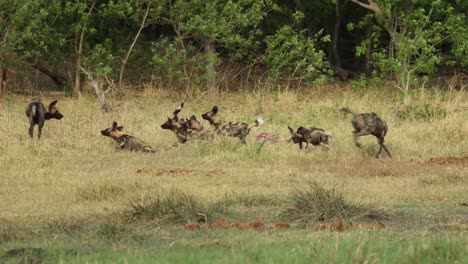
<box><xmin>160</xmin><ymin>102</ymin><xmax>189</xmax><ymax>143</ymax></box>
<box><xmin>201</xmin><ymin>105</ymin><xmax>264</xmax><ymax>144</ymax></box>
<box><xmin>25</xmin><ymin>99</ymin><xmax>63</xmax><ymax>139</ymax></box>
<box><xmin>338</xmin><ymin>106</ymin><xmax>392</xmax><ymax>158</ymax></box>
<box><xmin>185</xmin><ymin>115</ymin><xmax>214</xmax><ymax>141</ymax></box>
<box><xmin>101</xmin><ymin>121</ymin><xmax>156</xmax><ymax>153</ymax></box>
<box><xmin>288</xmin><ymin>126</ymin><xmax>332</xmax><ymax>149</ymax></box>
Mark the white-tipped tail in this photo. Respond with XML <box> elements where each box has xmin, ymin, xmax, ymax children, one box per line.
<box><xmin>324</xmin><ymin>131</ymin><xmax>333</xmax><ymax>138</ymax></box>
<box><xmin>31</xmin><ymin>105</ymin><xmax>37</xmax><ymax>117</ymax></box>
<box><xmin>177</xmin><ymin>102</ymin><xmax>184</xmax><ymax>111</ymax></box>
<box><xmin>255</xmin><ymin>117</ymin><xmax>265</xmax><ymax>126</ymax></box>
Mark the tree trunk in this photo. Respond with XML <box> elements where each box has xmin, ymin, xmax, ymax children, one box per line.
<box><xmin>74</xmin><ymin>1</ymin><xmax>96</xmax><ymax>98</ymax></box>
<box><xmin>0</xmin><ymin>67</ymin><xmax>7</xmax><ymax>94</ymax></box>
<box><xmin>29</xmin><ymin>61</ymin><xmax>68</xmax><ymax>88</ymax></box>
<box><xmin>74</xmin><ymin>32</ymin><xmax>83</xmax><ymax>98</ymax></box>
<box><xmin>364</xmin><ymin>24</ymin><xmax>373</xmax><ymax>78</ymax></box>
<box><xmin>332</xmin><ymin>0</ymin><xmax>341</xmax><ymax>67</ymax></box>
<box><xmin>203</xmin><ymin>38</ymin><xmax>217</xmax><ymax>90</ymax></box>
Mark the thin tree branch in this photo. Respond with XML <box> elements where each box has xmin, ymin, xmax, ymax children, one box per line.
<box><xmin>118</xmin><ymin>1</ymin><xmax>151</xmax><ymax>89</ymax></box>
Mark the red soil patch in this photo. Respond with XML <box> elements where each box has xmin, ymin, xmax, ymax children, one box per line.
<box><xmin>371</xmin><ymin>221</ymin><xmax>386</xmax><ymax>230</ymax></box>
<box><xmin>232</xmin><ymin>222</ymin><xmax>251</xmax><ymax>230</ymax></box>
<box><xmin>329</xmin><ymin>219</ymin><xmax>345</xmax><ymax>232</ymax></box>
<box><xmin>250</xmin><ymin>220</ymin><xmax>266</xmax><ymax>231</ymax></box>
<box><xmin>136</xmin><ymin>167</ymin><xmax>196</xmax><ymax>177</ymax></box>
<box><xmin>185</xmin><ymin>222</ymin><xmax>200</xmax><ymax>231</ymax></box>
<box><xmin>275</xmin><ymin>221</ymin><xmax>290</xmax><ymax>230</ymax></box>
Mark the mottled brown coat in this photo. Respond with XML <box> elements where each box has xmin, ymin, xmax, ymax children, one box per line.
<box><xmin>201</xmin><ymin>106</ymin><xmax>261</xmax><ymax>144</ymax></box>
<box><xmin>25</xmin><ymin>99</ymin><xmax>63</xmax><ymax>139</ymax></box>
<box><xmin>288</xmin><ymin>126</ymin><xmax>332</xmax><ymax>149</ymax></box>
<box><xmin>339</xmin><ymin>107</ymin><xmax>392</xmax><ymax>158</ymax></box>
<box><xmin>101</xmin><ymin>122</ymin><xmax>156</xmax><ymax>153</ymax></box>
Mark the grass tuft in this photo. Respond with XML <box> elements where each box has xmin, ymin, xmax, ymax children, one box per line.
<box><xmin>281</xmin><ymin>182</ymin><xmax>386</xmax><ymax>223</ymax></box>
<box><xmin>123</xmin><ymin>189</ymin><xmax>225</xmax><ymax>224</ymax></box>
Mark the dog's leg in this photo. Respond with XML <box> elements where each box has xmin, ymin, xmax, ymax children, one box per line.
<box><xmin>376</xmin><ymin>137</ymin><xmax>392</xmax><ymax>158</ymax></box>
<box><xmin>28</xmin><ymin>123</ymin><xmax>35</xmax><ymax>139</ymax></box>
<box><xmin>38</xmin><ymin>122</ymin><xmax>44</xmax><ymax>139</ymax></box>
<box><xmin>382</xmin><ymin>143</ymin><xmax>392</xmax><ymax>158</ymax></box>
<box><xmin>353</xmin><ymin>130</ymin><xmax>369</xmax><ymax>148</ymax></box>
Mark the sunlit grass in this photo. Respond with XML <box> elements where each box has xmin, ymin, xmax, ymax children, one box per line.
<box><xmin>0</xmin><ymin>86</ymin><xmax>466</xmax><ymax>262</ymax></box>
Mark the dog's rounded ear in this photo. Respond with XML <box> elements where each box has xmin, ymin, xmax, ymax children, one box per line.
<box><xmin>212</xmin><ymin>106</ymin><xmax>218</xmax><ymax>114</ymax></box>
<box><xmin>288</xmin><ymin>126</ymin><xmax>294</xmax><ymax>133</ymax></box>
<box><xmin>49</xmin><ymin>100</ymin><xmax>58</xmax><ymax>109</ymax></box>
<box><xmin>112</xmin><ymin>121</ymin><xmax>118</xmax><ymax>128</ymax></box>
<box><xmin>190</xmin><ymin>115</ymin><xmax>197</xmax><ymax>120</ymax></box>
<box><xmin>167</xmin><ymin>117</ymin><xmax>172</xmax><ymax>121</ymax></box>
<box><xmin>116</xmin><ymin>126</ymin><xmax>124</xmax><ymax>131</ymax></box>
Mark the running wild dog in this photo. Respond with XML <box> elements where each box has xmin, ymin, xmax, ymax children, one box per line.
<box><xmin>185</xmin><ymin>115</ymin><xmax>214</xmax><ymax>141</ymax></box>
<box><xmin>160</xmin><ymin>102</ymin><xmax>189</xmax><ymax>143</ymax></box>
<box><xmin>201</xmin><ymin>105</ymin><xmax>264</xmax><ymax>143</ymax></box>
<box><xmin>101</xmin><ymin>121</ymin><xmax>156</xmax><ymax>153</ymax></box>
<box><xmin>288</xmin><ymin>126</ymin><xmax>332</xmax><ymax>149</ymax></box>
<box><xmin>25</xmin><ymin>99</ymin><xmax>63</xmax><ymax>139</ymax></box>
<box><xmin>338</xmin><ymin>106</ymin><xmax>392</xmax><ymax>158</ymax></box>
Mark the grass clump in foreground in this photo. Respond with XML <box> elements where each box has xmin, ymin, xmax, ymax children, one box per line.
<box><xmin>124</xmin><ymin>189</ymin><xmax>227</xmax><ymax>224</ymax></box>
<box><xmin>282</xmin><ymin>182</ymin><xmax>387</xmax><ymax>223</ymax></box>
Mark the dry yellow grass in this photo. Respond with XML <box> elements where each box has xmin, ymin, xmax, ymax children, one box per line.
<box><xmin>0</xmin><ymin>87</ymin><xmax>467</xmax><ymax>227</ymax></box>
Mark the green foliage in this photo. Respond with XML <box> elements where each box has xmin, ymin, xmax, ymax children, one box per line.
<box><xmin>350</xmin><ymin>75</ymin><xmax>367</xmax><ymax>91</ymax></box>
<box><xmin>150</xmin><ymin>0</ymin><xmax>277</xmax><ymax>88</ymax></box>
<box><xmin>397</xmin><ymin>103</ymin><xmax>447</xmax><ymax>121</ymax></box>
<box><xmin>150</xmin><ymin>37</ymin><xmax>217</xmax><ymax>87</ymax></box>
<box><xmin>263</xmin><ymin>26</ymin><xmax>330</xmax><ymax>83</ymax></box>
<box><xmin>354</xmin><ymin>0</ymin><xmax>467</xmax><ymax>97</ymax></box>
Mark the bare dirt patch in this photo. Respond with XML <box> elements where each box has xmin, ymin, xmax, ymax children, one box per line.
<box><xmin>206</xmin><ymin>168</ymin><xmax>227</xmax><ymax>177</ymax></box>
<box><xmin>425</xmin><ymin>156</ymin><xmax>468</xmax><ymax>166</ymax></box>
<box><xmin>185</xmin><ymin>220</ymin><xmax>290</xmax><ymax>232</ymax></box>
<box><xmin>136</xmin><ymin>168</ymin><xmax>196</xmax><ymax>177</ymax></box>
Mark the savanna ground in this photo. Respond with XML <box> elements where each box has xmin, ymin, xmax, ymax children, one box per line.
<box><xmin>0</xmin><ymin>85</ymin><xmax>467</xmax><ymax>263</ymax></box>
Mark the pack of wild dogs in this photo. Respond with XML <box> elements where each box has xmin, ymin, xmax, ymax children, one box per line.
<box><xmin>26</xmin><ymin>99</ymin><xmax>392</xmax><ymax>158</ymax></box>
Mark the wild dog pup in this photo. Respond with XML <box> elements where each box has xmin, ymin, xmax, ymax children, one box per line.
<box><xmin>338</xmin><ymin>106</ymin><xmax>392</xmax><ymax>158</ymax></box>
<box><xmin>25</xmin><ymin>99</ymin><xmax>64</xmax><ymax>139</ymax></box>
<box><xmin>101</xmin><ymin>121</ymin><xmax>156</xmax><ymax>153</ymax></box>
<box><xmin>160</xmin><ymin>102</ymin><xmax>189</xmax><ymax>143</ymax></box>
<box><xmin>288</xmin><ymin>126</ymin><xmax>332</xmax><ymax>149</ymax></box>
<box><xmin>185</xmin><ymin>115</ymin><xmax>214</xmax><ymax>141</ymax></box>
<box><xmin>201</xmin><ymin>105</ymin><xmax>264</xmax><ymax>144</ymax></box>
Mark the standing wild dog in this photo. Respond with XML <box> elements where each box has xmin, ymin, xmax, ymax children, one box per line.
<box><xmin>185</xmin><ymin>115</ymin><xmax>214</xmax><ymax>141</ymax></box>
<box><xmin>288</xmin><ymin>126</ymin><xmax>332</xmax><ymax>149</ymax></box>
<box><xmin>160</xmin><ymin>102</ymin><xmax>189</xmax><ymax>143</ymax></box>
<box><xmin>25</xmin><ymin>99</ymin><xmax>64</xmax><ymax>139</ymax></box>
<box><xmin>101</xmin><ymin>121</ymin><xmax>156</xmax><ymax>153</ymax></box>
<box><xmin>338</xmin><ymin>106</ymin><xmax>392</xmax><ymax>158</ymax></box>
<box><xmin>201</xmin><ymin>105</ymin><xmax>264</xmax><ymax>144</ymax></box>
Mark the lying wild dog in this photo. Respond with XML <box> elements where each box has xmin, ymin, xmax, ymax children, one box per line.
<box><xmin>101</xmin><ymin>121</ymin><xmax>156</xmax><ymax>153</ymax></box>
<box><xmin>185</xmin><ymin>115</ymin><xmax>214</xmax><ymax>141</ymax></box>
<box><xmin>288</xmin><ymin>126</ymin><xmax>332</xmax><ymax>149</ymax></box>
<box><xmin>25</xmin><ymin>99</ymin><xmax>64</xmax><ymax>139</ymax></box>
<box><xmin>338</xmin><ymin>106</ymin><xmax>392</xmax><ymax>158</ymax></box>
<box><xmin>201</xmin><ymin>105</ymin><xmax>264</xmax><ymax>144</ymax></box>
<box><xmin>160</xmin><ymin>102</ymin><xmax>189</xmax><ymax>143</ymax></box>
